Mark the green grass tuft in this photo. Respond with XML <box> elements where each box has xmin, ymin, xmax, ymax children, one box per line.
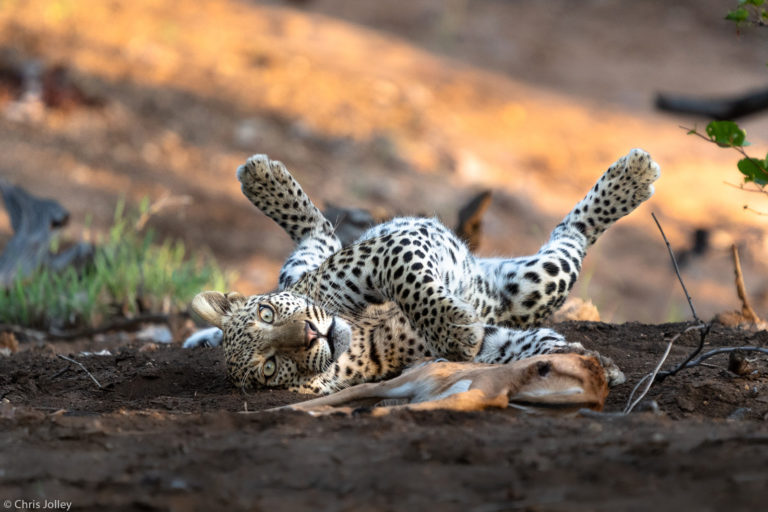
<box><xmin>0</xmin><ymin>197</ymin><xmax>230</xmax><ymax>330</ymax></box>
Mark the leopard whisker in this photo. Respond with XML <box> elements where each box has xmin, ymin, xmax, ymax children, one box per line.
<box><xmin>239</xmin><ymin>365</ymin><xmax>256</xmax><ymax>392</ymax></box>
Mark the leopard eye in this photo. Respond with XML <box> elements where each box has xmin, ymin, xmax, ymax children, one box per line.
<box><xmin>258</xmin><ymin>304</ymin><xmax>275</xmax><ymax>324</ymax></box>
<box><xmin>263</xmin><ymin>358</ymin><xmax>276</xmax><ymax>377</ymax></box>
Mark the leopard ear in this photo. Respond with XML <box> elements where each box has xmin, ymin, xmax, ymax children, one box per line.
<box><xmin>224</xmin><ymin>291</ymin><xmax>246</xmax><ymax>304</ymax></box>
<box><xmin>191</xmin><ymin>291</ymin><xmax>246</xmax><ymax>328</ymax></box>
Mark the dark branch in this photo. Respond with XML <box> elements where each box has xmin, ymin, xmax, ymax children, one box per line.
<box><xmin>653</xmin><ymin>324</ymin><xmax>711</xmax><ymax>383</ymax></box>
<box><xmin>656</xmin><ymin>87</ymin><xmax>768</xmax><ymax>120</ymax></box>
<box><xmin>651</xmin><ymin>212</ymin><xmax>700</xmax><ymax>323</ymax></box>
<box><xmin>668</xmin><ymin>346</ymin><xmax>768</xmax><ymax>372</ymax></box>
<box><xmin>0</xmin><ymin>313</ymin><xmax>181</xmax><ymax>341</ymax></box>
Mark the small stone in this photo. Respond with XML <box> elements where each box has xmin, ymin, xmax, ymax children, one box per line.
<box><xmin>0</xmin><ymin>332</ymin><xmax>19</xmax><ymax>354</ymax></box>
<box><xmin>139</xmin><ymin>342</ymin><xmax>159</xmax><ymax>353</ymax></box>
<box><xmin>169</xmin><ymin>477</ymin><xmax>189</xmax><ymax>491</ymax></box>
<box><xmin>676</xmin><ymin>395</ymin><xmax>696</xmax><ymax>412</ymax></box>
<box><xmin>728</xmin><ymin>350</ymin><xmax>753</xmax><ymax>376</ymax></box>
<box><xmin>634</xmin><ymin>400</ymin><xmax>661</xmax><ymax>414</ymax></box>
<box><xmin>727</xmin><ymin>407</ymin><xmax>751</xmax><ymax>421</ymax></box>
<box><xmin>137</xmin><ymin>325</ymin><xmax>173</xmax><ymax>344</ymax></box>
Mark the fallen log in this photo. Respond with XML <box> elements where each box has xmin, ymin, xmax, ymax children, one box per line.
<box><xmin>0</xmin><ymin>179</ymin><xmax>92</xmax><ymax>287</ymax></box>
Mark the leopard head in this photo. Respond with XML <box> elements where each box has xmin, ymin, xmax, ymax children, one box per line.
<box><xmin>191</xmin><ymin>290</ymin><xmax>352</xmax><ymax>389</ymax></box>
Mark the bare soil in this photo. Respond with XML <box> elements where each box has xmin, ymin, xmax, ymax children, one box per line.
<box><xmin>1</xmin><ymin>0</ymin><xmax>768</xmax><ymax>321</ymax></box>
<box><xmin>1</xmin><ymin>0</ymin><xmax>768</xmax><ymax>510</ymax></box>
<box><xmin>2</xmin><ymin>322</ymin><xmax>768</xmax><ymax>511</ymax></box>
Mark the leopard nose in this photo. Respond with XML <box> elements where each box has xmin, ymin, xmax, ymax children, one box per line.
<box><xmin>305</xmin><ymin>321</ymin><xmax>318</xmax><ymax>346</ymax></box>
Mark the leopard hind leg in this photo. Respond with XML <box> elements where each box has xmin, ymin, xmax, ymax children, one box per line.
<box><xmin>556</xmin><ymin>148</ymin><xmax>660</xmax><ymax>247</ymax></box>
<box><xmin>477</xmin><ymin>149</ymin><xmax>660</xmax><ymax>328</ymax></box>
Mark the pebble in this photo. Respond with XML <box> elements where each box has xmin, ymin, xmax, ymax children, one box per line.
<box><xmin>137</xmin><ymin>325</ymin><xmax>173</xmax><ymax>344</ymax></box>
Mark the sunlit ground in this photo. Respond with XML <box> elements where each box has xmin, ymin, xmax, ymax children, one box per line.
<box><xmin>0</xmin><ymin>0</ymin><xmax>766</xmax><ymax>322</ymax></box>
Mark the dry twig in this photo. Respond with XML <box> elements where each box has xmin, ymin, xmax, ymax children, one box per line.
<box><xmin>651</xmin><ymin>212</ymin><xmax>700</xmax><ymax>323</ymax></box>
<box><xmin>743</xmin><ymin>205</ymin><xmax>768</xmax><ymax>216</ymax></box>
<box><xmin>647</xmin><ymin>213</ymin><xmax>711</xmax><ymax>382</ymax></box>
<box><xmin>624</xmin><ymin>324</ymin><xmax>707</xmax><ymax>414</ymax></box>
<box><xmin>134</xmin><ymin>193</ymin><xmax>192</xmax><ymax>231</ymax></box>
<box><xmin>56</xmin><ymin>354</ymin><xmax>103</xmax><ymax>389</ymax></box>
<box><xmin>723</xmin><ymin>181</ymin><xmax>768</xmax><ymax>198</ymax></box>
<box><xmin>731</xmin><ymin>244</ymin><xmax>761</xmax><ymax>324</ymax></box>
<box><xmin>625</xmin><ymin>215</ymin><xmax>768</xmax><ymax>414</ymax></box>
<box><xmin>623</xmin><ymin>214</ymin><xmax>711</xmax><ymax>413</ymax></box>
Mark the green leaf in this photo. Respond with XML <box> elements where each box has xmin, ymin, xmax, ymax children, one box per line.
<box><xmin>737</xmin><ymin>156</ymin><xmax>768</xmax><ymax>186</ymax></box>
<box><xmin>739</xmin><ymin>0</ymin><xmax>764</xmax><ymax>6</ymax></box>
<box><xmin>726</xmin><ymin>7</ymin><xmax>750</xmax><ymax>21</ymax></box>
<box><xmin>706</xmin><ymin>120</ymin><xmax>747</xmax><ymax>147</ymax></box>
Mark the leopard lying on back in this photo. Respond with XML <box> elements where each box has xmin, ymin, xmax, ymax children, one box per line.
<box><xmin>187</xmin><ymin>149</ymin><xmax>660</xmax><ymax>394</ymax></box>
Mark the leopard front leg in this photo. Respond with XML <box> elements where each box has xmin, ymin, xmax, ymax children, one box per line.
<box><xmin>475</xmin><ymin>326</ymin><xmax>625</xmax><ymax>386</ymax></box>
<box><xmin>298</xmin><ymin>230</ymin><xmax>486</xmax><ymax>360</ymax></box>
<box><xmin>238</xmin><ymin>155</ymin><xmax>342</xmax><ymax>288</ymax></box>
<box><xmin>393</xmin><ymin>282</ymin><xmax>485</xmax><ymax>361</ymax></box>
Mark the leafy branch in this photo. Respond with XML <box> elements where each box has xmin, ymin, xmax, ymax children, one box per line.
<box><xmin>685</xmin><ymin>120</ymin><xmax>768</xmax><ymax>214</ymax></box>
<box><xmin>726</xmin><ymin>0</ymin><xmax>768</xmax><ymax>26</ymax></box>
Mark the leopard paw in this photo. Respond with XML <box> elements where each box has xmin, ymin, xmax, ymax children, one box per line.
<box><xmin>602</xmin><ymin>148</ymin><xmax>660</xmax><ymax>209</ymax></box>
<box><xmin>565</xmin><ymin>149</ymin><xmax>661</xmax><ymax>245</ymax></box>
<box><xmin>237</xmin><ymin>154</ymin><xmax>331</xmax><ymax>243</ymax></box>
<box><xmin>237</xmin><ymin>154</ymin><xmax>297</xmax><ymax>200</ymax></box>
<box><xmin>182</xmin><ymin>327</ymin><xmax>223</xmax><ymax>348</ymax></box>
<box><xmin>623</xmin><ymin>148</ymin><xmax>661</xmax><ymax>206</ymax></box>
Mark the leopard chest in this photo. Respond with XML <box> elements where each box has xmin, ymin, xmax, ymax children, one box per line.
<box><xmin>342</xmin><ymin>310</ymin><xmax>432</xmax><ymax>382</ymax></box>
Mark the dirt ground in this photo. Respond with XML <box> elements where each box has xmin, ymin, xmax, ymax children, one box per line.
<box><xmin>2</xmin><ymin>0</ymin><xmax>768</xmax><ymax>510</ymax></box>
<box><xmin>1</xmin><ymin>0</ymin><xmax>768</xmax><ymax>321</ymax></box>
<box><xmin>2</xmin><ymin>322</ymin><xmax>768</xmax><ymax>511</ymax></box>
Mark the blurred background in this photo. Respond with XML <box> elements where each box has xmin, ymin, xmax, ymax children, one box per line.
<box><xmin>0</xmin><ymin>0</ymin><xmax>767</xmax><ymax>323</ymax></box>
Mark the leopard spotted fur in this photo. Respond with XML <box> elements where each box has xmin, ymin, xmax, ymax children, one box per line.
<box><xmin>187</xmin><ymin>150</ymin><xmax>660</xmax><ymax>394</ymax></box>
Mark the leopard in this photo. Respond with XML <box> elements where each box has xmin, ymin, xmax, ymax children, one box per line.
<box><xmin>186</xmin><ymin>149</ymin><xmax>660</xmax><ymax>395</ymax></box>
